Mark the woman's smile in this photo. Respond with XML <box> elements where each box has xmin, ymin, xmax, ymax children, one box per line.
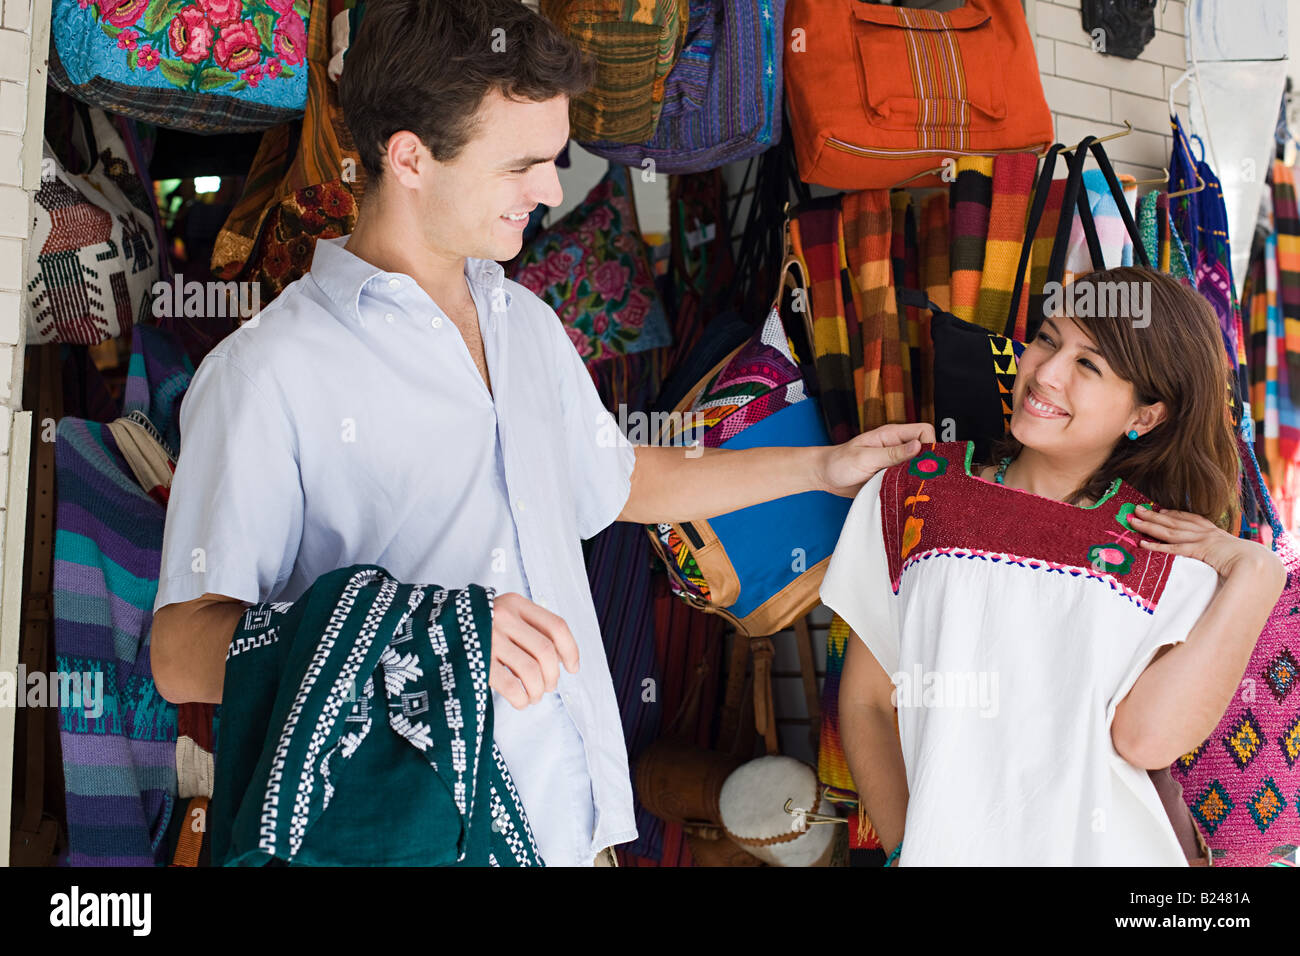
<box><xmin>1022</xmin><ymin>386</ymin><xmax>1071</xmax><ymax>419</ymax></box>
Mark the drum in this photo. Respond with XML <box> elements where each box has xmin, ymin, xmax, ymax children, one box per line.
<box><xmin>719</xmin><ymin>755</ymin><xmax>837</xmax><ymax>867</ymax></box>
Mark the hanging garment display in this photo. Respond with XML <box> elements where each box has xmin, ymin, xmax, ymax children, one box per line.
<box><xmin>24</xmin><ymin>103</ymin><xmax>161</xmax><ymax>346</ymax></box>
<box><xmin>1062</xmin><ymin>167</ymin><xmax>1137</xmax><ymax>277</ymax></box>
<box><xmin>972</xmin><ymin>152</ymin><xmax>1038</xmax><ymax>333</ymax></box>
<box><xmin>1169</xmin><ymin>115</ymin><xmax>1249</xmax><ymax>432</ymax></box>
<box><xmin>645</xmin><ymin>305</ymin><xmax>850</xmax><ymax>637</ymax></box>
<box><xmin>541</xmin><ymin>0</ymin><xmax>690</xmax><ymax>143</ymax></box>
<box><xmin>52</xmin><ymin>324</ymin><xmax>196</xmax><ymax>866</ymax></box>
<box><xmin>210</xmin><ymin>0</ymin><xmax>364</xmax><ymax>300</ymax></box>
<box><xmin>208</xmin><ymin>565</ymin><xmax>543</xmax><ymax>867</ymax></box>
<box><xmin>782</xmin><ymin>0</ymin><xmax>1053</xmax><ymax>189</ymax></box>
<box><xmin>508</xmin><ymin>162</ymin><xmax>672</xmax><ymax>364</ymax></box>
<box><xmin>891</xmin><ymin>190</ymin><xmax>921</xmax><ymax>424</ymax></box>
<box><xmin>578</xmin><ymin>0</ymin><xmax>784</xmax><ymax>174</ymax></box>
<box><xmin>48</xmin><ymin>0</ymin><xmax>310</xmax><ymax>133</ymax></box>
<box><xmin>1171</xmin><ymin>430</ymin><xmax>1300</xmax><ymax>866</ymax></box>
<box><xmin>1137</xmin><ymin>190</ymin><xmax>1195</xmax><ymax>286</ymax></box>
<box><xmin>1079</xmin><ymin>0</ymin><xmax>1156</xmax><ymax>60</ymax></box>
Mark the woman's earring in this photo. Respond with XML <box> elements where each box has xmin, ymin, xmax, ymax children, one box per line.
<box><xmin>1127</xmin><ymin>429</ymin><xmax>1139</xmax><ymax>440</ymax></box>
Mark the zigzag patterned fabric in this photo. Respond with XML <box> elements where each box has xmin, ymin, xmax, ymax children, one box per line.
<box><xmin>209</xmin><ymin>565</ymin><xmax>543</xmax><ymax>867</ymax></box>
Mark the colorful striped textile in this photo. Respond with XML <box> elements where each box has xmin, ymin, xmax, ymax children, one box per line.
<box><xmin>53</xmin><ymin>325</ymin><xmax>195</xmax><ymax>865</ymax></box>
<box><xmin>972</xmin><ymin>152</ymin><xmax>1038</xmax><ymax>333</ymax></box>
<box><xmin>947</xmin><ymin>156</ymin><xmax>995</xmax><ymax>323</ymax></box>
<box><xmin>1272</xmin><ymin>159</ymin><xmax>1300</xmax><ymax>414</ymax></box>
<box><xmin>542</xmin><ymin>0</ymin><xmax>690</xmax><ymax>144</ymax></box>
<box><xmin>1137</xmin><ymin>190</ymin><xmax>1195</xmax><ymax>286</ymax></box>
<box><xmin>1170</xmin><ymin>116</ymin><xmax>1249</xmax><ymax>429</ymax></box>
<box><xmin>789</xmin><ymin>198</ymin><xmax>859</xmax><ymax>445</ymax></box>
<box><xmin>843</xmin><ymin>189</ymin><xmax>906</xmax><ymax>431</ymax></box>
<box><xmin>919</xmin><ymin>191</ymin><xmax>951</xmax><ymax>313</ymax></box>
<box><xmin>579</xmin><ymin>0</ymin><xmax>785</xmax><ymax>174</ymax></box>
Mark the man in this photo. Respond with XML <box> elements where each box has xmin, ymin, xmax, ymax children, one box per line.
<box><xmin>150</xmin><ymin>0</ymin><xmax>932</xmax><ymax>867</ymax></box>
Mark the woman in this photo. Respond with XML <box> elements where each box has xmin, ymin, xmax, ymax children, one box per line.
<box><xmin>821</xmin><ymin>267</ymin><xmax>1288</xmax><ymax>866</ymax></box>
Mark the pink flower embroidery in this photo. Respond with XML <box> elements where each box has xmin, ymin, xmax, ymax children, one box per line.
<box><xmin>272</xmin><ymin>9</ymin><xmax>306</xmax><ymax>65</ymax></box>
<box><xmin>138</xmin><ymin>44</ymin><xmax>161</xmax><ymax>69</ymax></box>
<box><xmin>100</xmin><ymin>0</ymin><xmax>149</xmax><ymax>28</ymax></box>
<box><xmin>198</xmin><ymin>0</ymin><xmax>242</xmax><ymax>27</ymax></box>
<box><xmin>590</xmin><ymin>260</ymin><xmax>629</xmax><ymax>301</ymax></box>
<box><xmin>543</xmin><ymin>249</ymin><xmax>575</xmax><ymax>285</ymax></box>
<box><xmin>266</xmin><ymin>0</ymin><xmax>295</xmax><ymax>12</ymax></box>
<box><xmin>243</xmin><ymin>64</ymin><xmax>265</xmax><ymax>87</ymax></box>
<box><xmin>214</xmin><ymin>20</ymin><xmax>261</xmax><ymax>72</ymax></box>
<box><xmin>117</xmin><ymin>29</ymin><xmax>139</xmax><ymax>50</ymax></box>
<box><xmin>514</xmin><ymin>263</ymin><xmax>547</xmax><ymax>293</ymax></box>
<box><xmin>565</xmin><ymin>323</ymin><xmax>594</xmax><ymax>359</ymax></box>
<box><xmin>265</xmin><ymin>57</ymin><xmax>282</xmax><ymax>78</ymax></box>
<box><xmin>168</xmin><ymin>6</ymin><xmax>215</xmax><ymax>65</ymax></box>
<box><xmin>592</xmin><ymin>310</ymin><xmax>609</xmax><ymax>335</ymax></box>
<box><xmin>585</xmin><ymin>205</ymin><xmax>613</xmax><ymax>232</ymax></box>
<box><xmin>79</xmin><ymin>0</ymin><xmax>93</xmax><ymax>8</ymax></box>
<box><xmin>619</xmin><ymin>292</ymin><xmax>649</xmax><ymax>329</ymax></box>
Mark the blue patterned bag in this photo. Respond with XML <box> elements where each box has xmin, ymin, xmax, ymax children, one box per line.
<box><xmin>578</xmin><ymin>0</ymin><xmax>784</xmax><ymax>174</ymax></box>
<box><xmin>49</xmin><ymin>0</ymin><xmax>310</xmax><ymax>133</ymax></box>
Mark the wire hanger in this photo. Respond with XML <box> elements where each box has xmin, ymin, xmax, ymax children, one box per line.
<box><xmin>889</xmin><ymin>121</ymin><xmax>1135</xmax><ymax>189</ymax></box>
<box><xmin>1167</xmin><ymin>118</ymin><xmax>1206</xmax><ymax>199</ymax></box>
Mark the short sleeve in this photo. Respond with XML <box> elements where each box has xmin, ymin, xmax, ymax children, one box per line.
<box><xmin>153</xmin><ymin>353</ymin><xmax>305</xmax><ymax>613</ymax></box>
<box><xmin>1105</xmin><ymin>554</ymin><xmax>1221</xmax><ymax>728</ymax></box>
<box><xmin>819</xmin><ymin>467</ymin><xmax>901</xmax><ymax>676</ymax></box>
<box><xmin>549</xmin><ymin>313</ymin><xmax>636</xmax><ymax>540</ymax></box>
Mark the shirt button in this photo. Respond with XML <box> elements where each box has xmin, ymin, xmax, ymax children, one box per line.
<box><xmin>388</xmin><ymin>278</ymin><xmax>400</xmax><ymax>289</ymax></box>
<box><xmin>537</xmin><ymin>596</ymin><xmax>549</xmax><ymax>610</ymax></box>
<box><xmin>385</xmin><ymin>312</ymin><xmax>394</xmax><ymax>323</ymax></box>
<box><xmin>516</xmin><ymin>498</ymin><xmax>526</xmax><ymax>512</ymax></box>
<box><xmin>431</xmin><ymin>315</ymin><xmax>443</xmax><ymax>329</ymax></box>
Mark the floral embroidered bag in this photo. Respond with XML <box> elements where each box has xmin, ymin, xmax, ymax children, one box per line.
<box><xmin>506</xmin><ymin>162</ymin><xmax>671</xmax><ymax>364</ymax></box>
<box><xmin>49</xmin><ymin>0</ymin><xmax>310</xmax><ymax>133</ymax></box>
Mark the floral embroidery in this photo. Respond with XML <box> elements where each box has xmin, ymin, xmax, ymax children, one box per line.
<box><xmin>81</xmin><ymin>0</ymin><xmax>304</xmax><ymax>93</ymax></box>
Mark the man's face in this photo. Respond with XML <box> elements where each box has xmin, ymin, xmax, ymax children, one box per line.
<box><xmin>420</xmin><ymin>89</ymin><xmax>568</xmax><ymax>264</ymax></box>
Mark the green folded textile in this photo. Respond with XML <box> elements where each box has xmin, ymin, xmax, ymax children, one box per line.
<box><xmin>209</xmin><ymin>565</ymin><xmax>543</xmax><ymax>866</ymax></box>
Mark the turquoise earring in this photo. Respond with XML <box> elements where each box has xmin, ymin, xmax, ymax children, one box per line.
<box><xmin>1127</xmin><ymin>429</ymin><xmax>1139</xmax><ymax>440</ymax></box>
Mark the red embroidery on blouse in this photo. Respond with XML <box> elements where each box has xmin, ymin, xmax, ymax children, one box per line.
<box><xmin>880</xmin><ymin>441</ymin><xmax>1175</xmax><ymax>614</ymax></box>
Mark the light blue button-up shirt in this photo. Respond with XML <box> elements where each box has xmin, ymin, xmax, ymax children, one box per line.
<box><xmin>153</xmin><ymin>235</ymin><xmax>639</xmax><ymax>864</ymax></box>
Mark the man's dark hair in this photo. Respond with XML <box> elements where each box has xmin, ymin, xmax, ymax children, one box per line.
<box><xmin>339</xmin><ymin>0</ymin><xmax>593</xmax><ymax>188</ymax></box>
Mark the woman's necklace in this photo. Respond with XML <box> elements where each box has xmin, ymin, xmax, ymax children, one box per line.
<box><xmin>994</xmin><ymin>456</ymin><xmax>1013</xmax><ymax>484</ymax></box>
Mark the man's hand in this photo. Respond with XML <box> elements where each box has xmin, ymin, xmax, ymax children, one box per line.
<box><xmin>818</xmin><ymin>422</ymin><xmax>937</xmax><ymax>498</ymax></box>
<box><xmin>489</xmin><ymin>592</ymin><xmax>580</xmax><ymax>709</ymax></box>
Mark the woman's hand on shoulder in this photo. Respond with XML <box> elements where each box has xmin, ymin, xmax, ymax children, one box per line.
<box><xmin>819</xmin><ymin>422</ymin><xmax>936</xmax><ymax>498</ymax></box>
<box><xmin>1130</xmin><ymin>507</ymin><xmax>1286</xmax><ymax>587</ymax></box>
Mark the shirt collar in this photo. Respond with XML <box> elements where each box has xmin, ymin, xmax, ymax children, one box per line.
<box><xmin>310</xmin><ymin>235</ymin><xmax>513</xmax><ymax>324</ymax></box>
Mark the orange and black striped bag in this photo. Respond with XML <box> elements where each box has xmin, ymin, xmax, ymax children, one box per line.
<box><xmin>783</xmin><ymin>0</ymin><xmax>1053</xmax><ymax>190</ymax></box>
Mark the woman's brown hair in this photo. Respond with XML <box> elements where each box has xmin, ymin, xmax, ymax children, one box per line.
<box><xmin>986</xmin><ymin>265</ymin><xmax>1242</xmax><ymax>531</ymax></box>
<box><xmin>339</xmin><ymin>0</ymin><xmax>594</xmax><ymax>186</ymax></box>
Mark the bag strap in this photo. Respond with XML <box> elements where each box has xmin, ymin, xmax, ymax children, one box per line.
<box><xmin>1005</xmin><ymin>143</ymin><xmax>1067</xmax><ymax>338</ymax></box>
<box><xmin>1079</xmin><ymin>136</ymin><xmax>1151</xmax><ymax>269</ymax></box>
<box><xmin>71</xmin><ymin>101</ymin><xmax>101</xmax><ymax>176</ymax></box>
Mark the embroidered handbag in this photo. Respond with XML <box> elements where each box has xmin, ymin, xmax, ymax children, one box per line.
<box><xmin>48</xmin><ymin>0</ymin><xmax>310</xmax><ymax>134</ymax></box>
<box><xmin>541</xmin><ymin>0</ymin><xmax>690</xmax><ymax>143</ymax></box>
<box><xmin>782</xmin><ymin>0</ymin><xmax>1053</xmax><ymax>190</ymax></box>
<box><xmin>578</xmin><ymin>0</ymin><xmax>784</xmax><ymax>174</ymax></box>
<box><xmin>644</xmin><ymin>293</ymin><xmax>851</xmax><ymax>638</ymax></box>
<box><xmin>506</xmin><ymin>162</ymin><xmax>672</xmax><ymax>364</ymax></box>
<box><xmin>24</xmin><ymin>102</ymin><xmax>162</xmax><ymax>346</ymax></box>
<box><xmin>1172</xmin><ymin>427</ymin><xmax>1300</xmax><ymax>866</ymax></box>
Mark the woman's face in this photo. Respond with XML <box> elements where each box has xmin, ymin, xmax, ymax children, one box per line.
<box><xmin>1010</xmin><ymin>315</ymin><xmax>1162</xmax><ymax>461</ymax></box>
